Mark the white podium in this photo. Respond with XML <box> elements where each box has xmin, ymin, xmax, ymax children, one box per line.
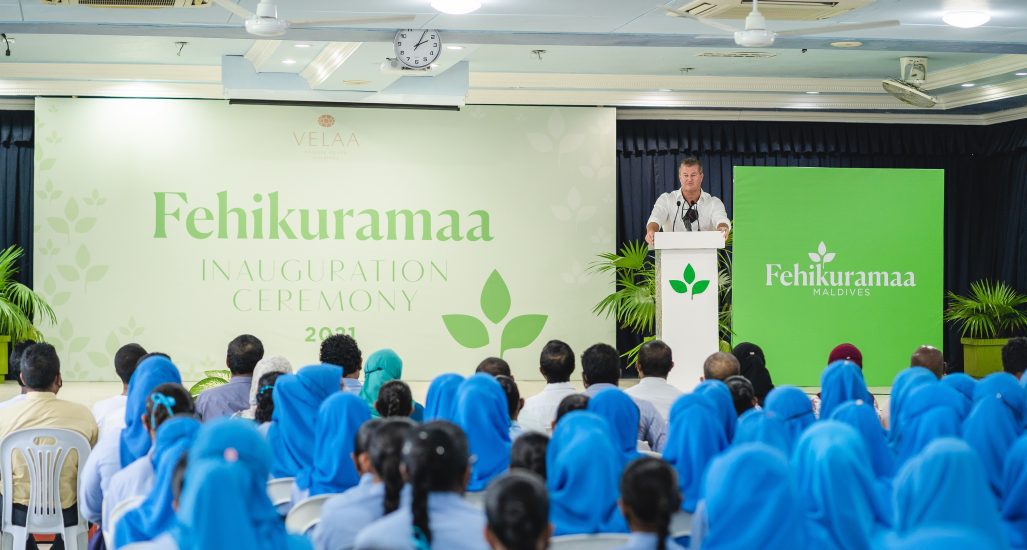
<box><xmin>653</xmin><ymin>231</ymin><xmax>725</xmax><ymax>391</ymax></box>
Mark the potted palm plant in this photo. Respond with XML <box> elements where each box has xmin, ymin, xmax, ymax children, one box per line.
<box><xmin>944</xmin><ymin>280</ymin><xmax>1027</xmax><ymax>378</ymax></box>
<box><xmin>0</xmin><ymin>245</ymin><xmax>57</xmax><ymax>374</ymax></box>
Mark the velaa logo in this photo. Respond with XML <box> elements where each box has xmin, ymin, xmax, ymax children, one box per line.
<box><xmin>765</xmin><ymin>242</ymin><xmax>916</xmax><ymax>297</ymax></box>
<box><xmin>292</xmin><ymin>114</ymin><xmax>360</xmax><ymax>148</ymax></box>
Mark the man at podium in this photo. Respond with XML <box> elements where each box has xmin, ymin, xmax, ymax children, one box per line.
<box><xmin>644</xmin><ymin>157</ymin><xmax>731</xmax><ymax>246</ymax></box>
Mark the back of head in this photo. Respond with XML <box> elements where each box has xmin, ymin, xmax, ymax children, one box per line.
<box><xmin>620</xmin><ymin>458</ymin><xmax>681</xmax><ymax>550</ymax></box>
<box><xmin>146</xmin><ymin>383</ymin><xmax>196</xmax><ymax>432</ymax></box>
<box><xmin>829</xmin><ymin>400</ymin><xmax>895</xmax><ymax>479</ymax></box>
<box><xmin>764</xmin><ymin>386</ymin><xmax>815</xmax><ymax>450</ymax></box>
<box><xmin>554</xmin><ymin>394</ymin><xmax>589</xmax><ymax>426</ymax></box>
<box><xmin>637</xmin><ymin>340</ymin><xmax>672</xmax><ymax>379</ymax></box>
<box><xmin>731</xmin><ymin>342</ymin><xmax>773</xmax><ymax>404</ymax></box>
<box><xmin>115</xmin><ymin>343</ymin><xmax>148</xmax><ymax>384</ymax></box>
<box><xmin>910</xmin><ymin>345</ymin><xmax>945</xmax><ymax>379</ymax></box>
<box><xmin>254</xmin><ymin>371</ymin><xmax>285</xmax><ymax>424</ymax></box>
<box><xmin>319</xmin><ymin>333</ymin><xmax>362</xmax><ymax>375</ymax></box>
<box><xmin>724</xmin><ymin>375</ymin><xmax>756</xmax><ymax>416</ymax></box>
<box><xmin>8</xmin><ymin>340</ymin><xmax>36</xmax><ymax>388</ymax></box>
<box><xmin>423</xmin><ymin>373</ymin><xmax>464</xmax><ymax>422</ymax></box>
<box><xmin>494</xmin><ymin>375</ymin><xmax>520</xmax><ymax>420</ymax></box>
<box><xmin>477</xmin><ymin>357</ymin><xmax>512</xmax><ymax>378</ymax></box>
<box><xmin>733</xmin><ymin>409</ymin><xmax>790</xmax><ymax>456</ymax></box>
<box><xmin>664</xmin><ymin>394</ymin><xmax>729</xmax><ymax>512</ymax></box>
<box><xmin>485</xmin><ymin>472</ymin><xmax>550</xmax><ymax>550</ymax></box>
<box><xmin>369</xmin><ymin>418</ymin><xmax>414</xmax><ymax>514</ymax></box>
<box><xmin>703</xmin><ymin>352</ymin><xmax>740</xmax><ymax>381</ymax></box>
<box><xmin>20</xmin><ymin>342</ymin><xmax>60</xmax><ymax>390</ymax></box>
<box><xmin>1002</xmin><ymin>337</ymin><xmax>1027</xmax><ymax>378</ymax></box>
<box><xmin>510</xmin><ymin>432</ymin><xmax>548</xmax><ymax>480</ymax></box>
<box><xmin>375</xmin><ymin>380</ymin><xmax>414</xmax><ymax>418</ymax></box>
<box><xmin>404</xmin><ymin>421</ymin><xmax>471</xmax><ymax>545</ymax></box>
<box><xmin>819</xmin><ymin>360</ymin><xmax>871</xmax><ymax>419</ymax></box>
<box><xmin>539</xmin><ymin>340</ymin><xmax>574</xmax><ymax>383</ymax></box>
<box><xmin>581</xmin><ymin>343</ymin><xmax>620</xmax><ymax>386</ymax></box>
<box><xmin>226</xmin><ymin>334</ymin><xmax>263</xmax><ymax>376</ymax></box>
<box><xmin>828</xmin><ymin>343</ymin><xmax>863</xmax><ymax>368</ymax></box>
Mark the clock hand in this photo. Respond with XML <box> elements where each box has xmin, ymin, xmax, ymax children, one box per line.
<box><xmin>414</xmin><ymin>30</ymin><xmax>428</xmax><ymax>49</ymax></box>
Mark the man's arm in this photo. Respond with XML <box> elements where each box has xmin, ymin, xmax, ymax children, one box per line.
<box><xmin>710</xmin><ymin>197</ymin><xmax>731</xmax><ymax>239</ymax></box>
<box><xmin>645</xmin><ymin>195</ymin><xmax>667</xmax><ymax>246</ymax></box>
<box><xmin>645</xmin><ymin>222</ymin><xmax>661</xmax><ymax>246</ymax></box>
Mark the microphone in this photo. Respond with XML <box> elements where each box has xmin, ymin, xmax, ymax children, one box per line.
<box><xmin>672</xmin><ymin>200</ymin><xmax>682</xmax><ymax>231</ymax></box>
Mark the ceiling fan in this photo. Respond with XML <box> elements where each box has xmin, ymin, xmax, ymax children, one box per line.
<box><xmin>662</xmin><ymin>0</ymin><xmax>900</xmax><ymax>48</ymax></box>
<box><xmin>212</xmin><ymin>0</ymin><xmax>416</xmax><ymax>37</ymax></box>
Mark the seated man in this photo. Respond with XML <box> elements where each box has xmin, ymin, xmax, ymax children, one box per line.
<box><xmin>625</xmin><ymin>339</ymin><xmax>681</xmax><ymax>421</ymax></box>
<box><xmin>518</xmin><ymin>340</ymin><xmax>578</xmax><ymax>434</ymax></box>
<box><xmin>581</xmin><ymin>343</ymin><xmax>667</xmax><ymax>452</ymax></box>
<box><xmin>92</xmin><ymin>342</ymin><xmax>147</xmax><ymax>434</ymax></box>
<box><xmin>195</xmin><ymin>334</ymin><xmax>264</xmax><ymax>421</ymax></box>
<box><xmin>703</xmin><ymin>352</ymin><xmax>740</xmax><ymax>382</ymax></box>
<box><xmin>0</xmin><ymin>343</ymin><xmax>98</xmax><ymax>547</ymax></box>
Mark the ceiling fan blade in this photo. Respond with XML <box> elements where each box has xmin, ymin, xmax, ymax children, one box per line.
<box><xmin>659</xmin><ymin>6</ymin><xmax>740</xmax><ymax>34</ymax></box>
<box><xmin>211</xmin><ymin>0</ymin><xmax>255</xmax><ymax>20</ymax></box>
<box><xmin>775</xmin><ymin>19</ymin><xmax>900</xmax><ymax>37</ymax></box>
<box><xmin>289</xmin><ymin>14</ymin><xmax>416</xmax><ymax>27</ymax></box>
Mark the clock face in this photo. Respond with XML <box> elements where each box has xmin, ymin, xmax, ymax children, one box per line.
<box><xmin>394</xmin><ymin>29</ymin><xmax>442</xmax><ymax>69</ymax></box>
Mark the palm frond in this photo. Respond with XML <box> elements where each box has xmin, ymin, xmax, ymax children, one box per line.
<box><xmin>944</xmin><ymin>280</ymin><xmax>1027</xmax><ymax>339</ymax></box>
<box><xmin>0</xmin><ymin>245</ymin><xmax>55</xmax><ymax>342</ymax></box>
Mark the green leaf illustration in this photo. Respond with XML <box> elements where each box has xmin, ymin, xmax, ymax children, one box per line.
<box><xmin>69</xmin><ymin>337</ymin><xmax>89</xmax><ymax>353</ymax></box>
<box><xmin>442</xmin><ymin>314</ymin><xmax>490</xmax><ymax>349</ymax></box>
<box><xmin>47</xmin><ymin>217</ymin><xmax>69</xmax><ymax>236</ymax></box>
<box><xmin>480</xmin><ymin>270</ymin><xmax>511</xmax><ymax>324</ymax></box>
<box><xmin>500</xmin><ymin>314</ymin><xmax>548</xmax><ymax>357</ymax></box>
<box><xmin>692</xmin><ymin>279</ymin><xmax>710</xmax><ymax>296</ymax></box>
<box><xmin>85</xmin><ymin>266</ymin><xmax>108</xmax><ymax>283</ymax></box>
<box><xmin>51</xmin><ymin>292</ymin><xmax>70</xmax><ymax>307</ymax></box>
<box><xmin>57</xmin><ymin>265</ymin><xmax>79</xmax><ymax>282</ymax></box>
<box><xmin>106</xmin><ymin>332</ymin><xmax>119</xmax><ymax>355</ymax></box>
<box><xmin>683</xmin><ymin>264</ymin><xmax>696</xmax><ymax>284</ymax></box>
<box><xmin>75</xmin><ymin>245</ymin><xmax>90</xmax><ymax>269</ymax></box>
<box><xmin>669</xmin><ymin>279</ymin><xmax>689</xmax><ymax>294</ymax></box>
<box><xmin>88</xmin><ymin>352</ymin><xmax>108</xmax><ymax>368</ymax></box>
<box><xmin>75</xmin><ymin>218</ymin><xmax>97</xmax><ymax>233</ymax></box>
<box><xmin>39</xmin><ymin>158</ymin><xmax>56</xmax><ymax>171</ymax></box>
<box><xmin>65</xmin><ymin>198</ymin><xmax>79</xmax><ymax>221</ymax></box>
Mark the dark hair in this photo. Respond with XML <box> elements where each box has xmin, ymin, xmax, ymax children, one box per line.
<box><xmin>724</xmin><ymin>375</ymin><xmax>756</xmax><ymax>416</ymax></box>
<box><xmin>485</xmin><ymin>472</ymin><xmax>549</xmax><ymax>550</ymax></box>
<box><xmin>638</xmin><ymin>340</ymin><xmax>673</xmax><ymax>378</ymax></box>
<box><xmin>114</xmin><ymin>343</ymin><xmax>148</xmax><ymax>384</ymax></box>
<box><xmin>539</xmin><ymin>340</ymin><xmax>574</xmax><ymax>383</ymax></box>
<box><xmin>254</xmin><ymin>371</ymin><xmax>284</xmax><ymax>424</ymax></box>
<box><xmin>510</xmin><ymin>432</ymin><xmax>548</xmax><ymax>480</ymax></box>
<box><xmin>226</xmin><ymin>334</ymin><xmax>263</xmax><ymax>375</ymax></box>
<box><xmin>145</xmin><ymin>383</ymin><xmax>195</xmax><ymax>431</ymax></box>
<box><xmin>678</xmin><ymin>156</ymin><xmax>702</xmax><ymax>172</ymax></box>
<box><xmin>476</xmin><ymin>357</ymin><xmax>512</xmax><ymax>378</ymax></box>
<box><xmin>9</xmin><ymin>340</ymin><xmax>35</xmax><ymax>388</ymax></box>
<box><xmin>136</xmin><ymin>352</ymin><xmax>171</xmax><ymax>366</ymax></box>
<box><xmin>494</xmin><ymin>375</ymin><xmax>521</xmax><ymax>420</ymax></box>
<box><xmin>320</xmin><ymin>334</ymin><xmax>362</xmax><ymax>376</ymax></box>
<box><xmin>703</xmin><ymin>352</ymin><xmax>740</xmax><ymax>381</ymax></box>
<box><xmin>620</xmin><ymin>458</ymin><xmax>682</xmax><ymax>550</ymax></box>
<box><xmin>355</xmin><ymin>418</ymin><xmax>382</xmax><ymax>458</ymax></box>
<box><xmin>171</xmin><ymin>455</ymin><xmax>189</xmax><ymax>504</ymax></box>
<box><xmin>370</xmin><ymin>418</ymin><xmax>415</xmax><ymax>515</ymax></box>
<box><xmin>554</xmin><ymin>394</ymin><xmax>589</xmax><ymax>425</ymax></box>
<box><xmin>1002</xmin><ymin>337</ymin><xmax>1027</xmax><ymax>377</ymax></box>
<box><xmin>375</xmin><ymin>380</ymin><xmax>414</xmax><ymax>418</ymax></box>
<box><xmin>582</xmin><ymin>343</ymin><xmax>620</xmax><ymax>386</ymax></box>
<box><xmin>404</xmin><ymin>421</ymin><xmax>470</xmax><ymax>545</ymax></box>
<box><xmin>21</xmin><ymin>343</ymin><xmax>60</xmax><ymax>390</ymax></box>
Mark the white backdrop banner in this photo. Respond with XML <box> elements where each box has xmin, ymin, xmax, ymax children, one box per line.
<box><xmin>33</xmin><ymin>98</ymin><xmax>615</xmax><ymax>381</ymax></box>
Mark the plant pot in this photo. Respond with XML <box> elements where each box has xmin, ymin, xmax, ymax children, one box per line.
<box><xmin>0</xmin><ymin>335</ymin><xmax>9</xmax><ymax>376</ymax></box>
<box><xmin>961</xmin><ymin>337</ymin><xmax>1008</xmax><ymax>378</ymax></box>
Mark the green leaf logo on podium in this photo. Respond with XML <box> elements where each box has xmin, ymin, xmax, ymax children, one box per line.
<box><xmin>442</xmin><ymin>270</ymin><xmax>548</xmax><ymax>357</ymax></box>
<box><xmin>670</xmin><ymin>263</ymin><xmax>710</xmax><ymax>300</ymax></box>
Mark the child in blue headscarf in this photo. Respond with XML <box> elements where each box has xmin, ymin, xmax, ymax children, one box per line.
<box><xmin>266</xmin><ymin>364</ymin><xmax>343</xmax><ymax>478</ymax></box>
<box><xmin>588</xmin><ymin>388</ymin><xmax>643</xmax><ymax>466</ymax></box>
<box><xmin>764</xmin><ymin>386</ymin><xmax>815</xmax><ymax>451</ymax></box>
<box><xmin>819</xmin><ymin>360</ymin><xmax>874</xmax><ymax>420</ymax></box>
<box><xmin>830</xmin><ymin>400</ymin><xmax>896</xmax><ymax>518</ymax></box>
<box><xmin>663</xmin><ymin>394</ymin><xmax>728</xmax><ymax>513</ymax></box>
<box><xmin>893</xmin><ymin>384</ymin><xmax>962</xmax><ymax>465</ymax></box>
<box><xmin>293</xmin><ymin>392</ymin><xmax>371</xmax><ymax>505</ymax></box>
<box><xmin>453</xmin><ymin>374</ymin><xmax>511</xmax><ymax>492</ymax></box>
<box><xmin>732</xmin><ymin>408</ymin><xmax>790</xmax><ymax>455</ymax></box>
<box><xmin>423</xmin><ymin>373</ymin><xmax>464</xmax><ymax>421</ymax></box>
<box><xmin>693</xmin><ymin>380</ymin><xmax>736</xmax><ymax>441</ymax></box>
<box><xmin>1003</xmin><ymin>435</ymin><xmax>1027</xmax><ymax>550</ymax></box>
<box><xmin>939</xmin><ymin>373</ymin><xmax>976</xmax><ymax>419</ymax></box>
<box><xmin>964</xmin><ymin>373</ymin><xmax>1025</xmax><ymax>496</ymax></box>
<box><xmin>887</xmin><ymin>367</ymin><xmax>936</xmax><ymax>447</ymax></box>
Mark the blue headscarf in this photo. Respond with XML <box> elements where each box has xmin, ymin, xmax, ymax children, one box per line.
<box><xmin>733</xmin><ymin>408</ymin><xmax>790</xmax><ymax>456</ymax></box>
<box><xmin>963</xmin><ymin>377</ymin><xmax>1025</xmax><ymax>496</ymax></box>
<box><xmin>114</xmin><ymin>416</ymin><xmax>201</xmax><ymax>547</ymax></box>
<box><xmin>452</xmin><ymin>373</ymin><xmax>511</xmax><ymax>491</ymax></box>
<box><xmin>664</xmin><ymin>393</ymin><xmax>728</xmax><ymax>512</ymax></box>
<box><xmin>587</xmin><ymin>388</ymin><xmax>642</xmax><ymax>465</ymax></box>
<box><xmin>694</xmin><ymin>380</ymin><xmax>737</xmax><ymax>441</ymax></box>
<box><xmin>546</xmin><ymin>411</ymin><xmax>627</xmax><ymax>535</ymax></box>
<box><xmin>1003</xmin><ymin>435</ymin><xmax>1027</xmax><ymax>550</ymax></box>
<box><xmin>764</xmin><ymin>386</ymin><xmax>815</xmax><ymax>451</ymax></box>
<box><xmin>267</xmin><ymin>365</ymin><xmax>343</xmax><ymax>478</ymax></box>
<box><xmin>819</xmin><ymin>360</ymin><xmax>873</xmax><ymax>420</ymax></box>
<box><xmin>830</xmin><ymin>400</ymin><xmax>896</xmax><ymax>479</ymax></box>
<box><xmin>887</xmin><ymin>367</ymin><xmax>936</xmax><ymax>449</ymax></box>
<box><xmin>792</xmin><ymin>421</ymin><xmax>889</xmax><ymax>550</ymax></box>
<box><xmin>169</xmin><ymin>420</ymin><xmax>309</xmax><ymax>550</ymax></box>
<box><xmin>885</xmin><ymin>527</ymin><xmax>998</xmax><ymax>550</ymax></box>
<box><xmin>120</xmin><ymin>356</ymin><xmax>182</xmax><ymax>467</ymax></box>
<box><xmin>701</xmin><ymin>443</ymin><xmax>804</xmax><ymax>550</ymax></box>
<box><xmin>892</xmin><ymin>438</ymin><xmax>1006</xmax><ymax>549</ymax></box>
<box><xmin>423</xmin><ymin>373</ymin><xmax>464</xmax><ymax>421</ymax></box>
<box><xmin>973</xmin><ymin>372</ymin><xmax>1026</xmax><ymax>425</ymax></box>
<box><xmin>296</xmin><ymin>392</ymin><xmax>371</xmax><ymax>496</ymax></box>
<box><xmin>939</xmin><ymin>373</ymin><xmax>976</xmax><ymax>419</ymax></box>
<box><xmin>893</xmin><ymin>384</ymin><xmax>962</xmax><ymax>465</ymax></box>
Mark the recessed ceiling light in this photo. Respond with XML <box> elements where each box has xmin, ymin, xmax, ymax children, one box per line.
<box><xmin>294</xmin><ymin>44</ymin><xmax>311</xmax><ymax>49</ymax></box>
<box><xmin>830</xmin><ymin>41</ymin><xmax>863</xmax><ymax>48</ymax></box>
<box><xmin>430</xmin><ymin>0</ymin><xmax>481</xmax><ymax>15</ymax></box>
<box><xmin>961</xmin><ymin>83</ymin><xmax>975</xmax><ymax>87</ymax></box>
<box><xmin>446</xmin><ymin>45</ymin><xmax>464</xmax><ymax>51</ymax></box>
<box><xmin>942</xmin><ymin>10</ymin><xmax>990</xmax><ymax>28</ymax></box>
<box><xmin>1016</xmin><ymin>72</ymin><xmax>1027</xmax><ymax>76</ymax></box>
<box><xmin>282</xmin><ymin>59</ymin><xmax>297</xmax><ymax>65</ymax></box>
<box><xmin>806</xmin><ymin>91</ymin><xmax>820</xmax><ymax>94</ymax></box>
<box><xmin>343</xmin><ymin>79</ymin><xmax>370</xmax><ymax>86</ymax></box>
<box><xmin>658</xmin><ymin>88</ymin><xmax>672</xmax><ymax>92</ymax></box>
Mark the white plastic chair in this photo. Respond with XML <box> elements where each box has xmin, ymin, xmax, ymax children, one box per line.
<box><xmin>103</xmin><ymin>495</ymin><xmax>146</xmax><ymax>549</ymax></box>
<box><xmin>0</xmin><ymin>428</ymin><xmax>91</xmax><ymax>550</ymax></box>
<box><xmin>670</xmin><ymin>510</ymin><xmax>692</xmax><ymax>537</ymax></box>
<box><xmin>285</xmin><ymin>494</ymin><xmax>332</xmax><ymax>535</ymax></box>
<box><xmin>549</xmin><ymin>534</ymin><xmax>631</xmax><ymax>549</ymax></box>
<box><xmin>640</xmin><ymin>450</ymin><xmax>661</xmax><ymax>458</ymax></box>
<box><xmin>463</xmin><ymin>491</ymin><xmax>486</xmax><ymax>509</ymax></box>
<box><xmin>267</xmin><ymin>477</ymin><xmax>296</xmax><ymax>507</ymax></box>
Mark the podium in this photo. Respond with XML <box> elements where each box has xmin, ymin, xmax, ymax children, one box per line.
<box><xmin>653</xmin><ymin>231</ymin><xmax>725</xmax><ymax>391</ymax></box>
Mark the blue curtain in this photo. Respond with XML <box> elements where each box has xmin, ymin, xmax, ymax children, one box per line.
<box><xmin>0</xmin><ymin>110</ymin><xmax>33</xmax><ymax>286</ymax></box>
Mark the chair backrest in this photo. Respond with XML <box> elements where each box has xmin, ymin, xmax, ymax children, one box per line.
<box><xmin>549</xmin><ymin>534</ymin><xmax>631</xmax><ymax>549</ymax></box>
<box><xmin>104</xmin><ymin>495</ymin><xmax>147</xmax><ymax>548</ymax></box>
<box><xmin>284</xmin><ymin>494</ymin><xmax>332</xmax><ymax>535</ymax></box>
<box><xmin>0</xmin><ymin>428</ymin><xmax>91</xmax><ymax>532</ymax></box>
<box><xmin>267</xmin><ymin>477</ymin><xmax>296</xmax><ymax>507</ymax></box>
<box><xmin>640</xmin><ymin>450</ymin><xmax>661</xmax><ymax>458</ymax></box>
<box><xmin>669</xmin><ymin>510</ymin><xmax>692</xmax><ymax>537</ymax></box>
<box><xmin>463</xmin><ymin>491</ymin><xmax>486</xmax><ymax>509</ymax></box>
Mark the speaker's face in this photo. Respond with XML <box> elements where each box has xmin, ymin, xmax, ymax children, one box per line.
<box><xmin>679</xmin><ymin>164</ymin><xmax>704</xmax><ymax>197</ymax></box>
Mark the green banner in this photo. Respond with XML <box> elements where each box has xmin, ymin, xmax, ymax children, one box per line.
<box><xmin>732</xmin><ymin>167</ymin><xmax>943</xmax><ymax>387</ymax></box>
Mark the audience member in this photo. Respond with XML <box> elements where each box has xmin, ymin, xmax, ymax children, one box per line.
<box><xmin>510</xmin><ymin>432</ymin><xmax>548</xmax><ymax>481</ymax></box>
<box><xmin>663</xmin><ymin>393</ymin><xmax>728</xmax><ymax>513</ymax></box>
<box><xmin>732</xmin><ymin>409</ymin><xmax>789</xmax><ymax>455</ymax></box>
<box><xmin>723</xmin><ymin>375</ymin><xmax>757</xmax><ymax>416</ymax></box>
<box><xmin>518</xmin><ymin>340</ymin><xmax>578</xmax><ymax>434</ymax></box>
<box><xmin>237</xmin><ymin>355</ymin><xmax>292</xmax><ymax>420</ymax></box>
<box><xmin>830</xmin><ymin>400</ymin><xmax>896</xmax><ymax>506</ymax></box>
<box><xmin>354</xmin><ymin>421</ymin><xmax>487</xmax><ymax>550</ymax></box>
<box><xmin>581</xmin><ymin>343</ymin><xmax>666</xmax><ymax>452</ymax></box>
<box><xmin>484</xmin><ymin>472</ymin><xmax>552</xmax><ymax>550</ymax></box>
<box><xmin>295</xmin><ymin>392</ymin><xmax>372</xmax><ymax>504</ymax></box>
<box><xmin>887</xmin><ymin>367</ymin><xmax>936</xmax><ymax>444</ymax></box>
<box><xmin>701</xmin><ymin>352</ymin><xmax>739</xmax><ymax>382</ymax></box>
<box><xmin>625</xmin><ymin>339</ymin><xmax>681</xmax><ymax>421</ymax></box>
<box><xmin>817</xmin><ymin>360</ymin><xmax>873</xmax><ymax>419</ymax></box>
<box><xmin>267</xmin><ymin>365</ymin><xmax>343</xmax><ymax>478</ymax></box>
<box><xmin>92</xmin><ymin>342</ymin><xmax>147</xmax><ymax>433</ymax></box>
<box><xmin>253</xmin><ymin>371</ymin><xmax>286</xmax><ymax>436</ymax></box>
<box><xmin>828</xmin><ymin>342</ymin><xmax>863</xmax><ymax>367</ymax></box>
<box><xmin>939</xmin><ymin>373</ymin><xmax>976</xmax><ymax>418</ymax></box>
<box><xmin>1003</xmin><ymin>337</ymin><xmax>1027</xmax><ymax>379</ymax></box>
<box><xmin>195</xmin><ymin>334</ymin><xmax>264</xmax><ymax>421</ymax></box>
<box><xmin>588</xmin><ymin>388</ymin><xmax>642</xmax><ymax>465</ymax></box>
<box><xmin>477</xmin><ymin>357</ymin><xmax>513</xmax><ymax>378</ymax></box>
<box><xmin>361</xmin><ymin>349</ymin><xmax>423</xmax><ymax>420</ymax></box>
<box><xmin>731</xmin><ymin>342</ymin><xmax>774</xmax><ymax>406</ymax></box>
<box><xmin>494</xmin><ymin>375</ymin><xmax>524</xmax><ymax>439</ymax></box>
<box><xmin>893</xmin><ymin>384</ymin><xmax>962</xmax><ymax>465</ymax></box>
<box><xmin>320</xmin><ymin>334</ymin><xmax>363</xmax><ymax>394</ymax></box>
<box><xmin>552</xmin><ymin>394</ymin><xmax>589</xmax><ymax>429</ymax></box>
<box><xmin>692</xmin><ymin>380</ymin><xmax>737</xmax><ymax>442</ymax></box>
<box><xmin>1002</xmin><ymin>435</ymin><xmax>1027</xmax><ymax>550</ymax></box>
<box><xmin>619</xmin><ymin>458</ymin><xmax>684</xmax><ymax>550</ymax></box>
<box><xmin>910</xmin><ymin>345</ymin><xmax>946</xmax><ymax>379</ymax></box>
<box><xmin>423</xmin><ymin>373</ymin><xmax>464</xmax><ymax>421</ymax></box>
<box><xmin>764</xmin><ymin>386</ymin><xmax>815</xmax><ymax>451</ymax></box>
<box><xmin>453</xmin><ymin>374</ymin><xmax>512</xmax><ymax>492</ymax></box>
<box><xmin>0</xmin><ymin>340</ymin><xmax>33</xmax><ymax>409</ymax></box>
<box><xmin>376</xmin><ymin>380</ymin><xmax>415</xmax><ymax>418</ymax></box>
<box><xmin>963</xmin><ymin>372</ymin><xmax>1025</xmax><ymax>495</ymax></box>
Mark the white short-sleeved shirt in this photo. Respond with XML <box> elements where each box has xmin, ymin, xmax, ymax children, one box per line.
<box><xmin>647</xmin><ymin>190</ymin><xmax>730</xmax><ymax>233</ymax></box>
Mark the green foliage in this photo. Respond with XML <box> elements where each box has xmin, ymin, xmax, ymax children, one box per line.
<box><xmin>443</xmin><ymin>270</ymin><xmax>548</xmax><ymax>358</ymax></box>
<box><xmin>0</xmin><ymin>245</ymin><xmax>57</xmax><ymax>342</ymax></box>
<box><xmin>944</xmin><ymin>280</ymin><xmax>1027</xmax><ymax>339</ymax></box>
<box><xmin>189</xmin><ymin>375</ymin><xmax>229</xmax><ymax>397</ymax></box>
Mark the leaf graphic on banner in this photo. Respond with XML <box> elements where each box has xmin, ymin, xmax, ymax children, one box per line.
<box><xmin>818</xmin><ymin>242</ymin><xmax>827</xmax><ymax>256</ymax></box>
<box><xmin>47</xmin><ymin>217</ymin><xmax>69</xmax><ymax>236</ymax></box>
<box><xmin>51</xmin><ymin>292</ymin><xmax>70</xmax><ymax>307</ymax></box>
<box><xmin>75</xmin><ymin>218</ymin><xmax>97</xmax><ymax>233</ymax></box>
<box><xmin>480</xmin><ymin>270</ymin><xmax>511</xmax><ymax>324</ymax></box>
<box><xmin>822</xmin><ymin>253</ymin><xmax>836</xmax><ymax>263</ymax></box>
<box><xmin>683</xmin><ymin>264</ymin><xmax>696</xmax><ymax>284</ymax></box>
<box><xmin>692</xmin><ymin>280</ymin><xmax>710</xmax><ymax>297</ymax></box>
<box><xmin>808</xmin><ymin>252</ymin><xmax>822</xmax><ymax>263</ymax></box>
<box><xmin>88</xmin><ymin>352</ymin><xmax>108</xmax><ymax>368</ymax></box>
<box><xmin>57</xmin><ymin>265</ymin><xmax>79</xmax><ymax>282</ymax></box>
<box><xmin>442</xmin><ymin>314</ymin><xmax>490</xmax><ymax>349</ymax></box>
<box><xmin>85</xmin><ymin>266</ymin><xmax>108</xmax><ymax>283</ymax></box>
<box><xmin>65</xmin><ymin>198</ymin><xmax>79</xmax><ymax>221</ymax></box>
<box><xmin>69</xmin><ymin>337</ymin><xmax>89</xmax><ymax>353</ymax></box>
<box><xmin>500</xmin><ymin>315</ymin><xmax>548</xmax><ymax>357</ymax></box>
<box><xmin>39</xmin><ymin>158</ymin><xmax>56</xmax><ymax>172</ymax></box>
<box><xmin>669</xmin><ymin>279</ymin><xmax>689</xmax><ymax>294</ymax></box>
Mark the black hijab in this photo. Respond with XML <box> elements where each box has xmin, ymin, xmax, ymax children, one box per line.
<box><xmin>732</xmin><ymin>342</ymin><xmax>774</xmax><ymax>406</ymax></box>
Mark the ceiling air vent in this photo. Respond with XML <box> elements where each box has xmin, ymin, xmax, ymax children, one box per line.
<box><xmin>697</xmin><ymin>51</ymin><xmax>778</xmax><ymax>58</ymax></box>
<box><xmin>41</xmin><ymin>0</ymin><xmax>208</xmax><ymax>7</ymax></box>
<box><xmin>677</xmin><ymin>0</ymin><xmax>871</xmax><ymax>20</ymax></box>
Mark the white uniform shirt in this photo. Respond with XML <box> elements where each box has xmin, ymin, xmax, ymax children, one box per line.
<box><xmin>624</xmin><ymin>377</ymin><xmax>683</xmax><ymax>422</ymax></box>
<box><xmin>647</xmin><ymin>190</ymin><xmax>730</xmax><ymax>233</ymax></box>
<box><xmin>518</xmin><ymin>382</ymin><xmax>578</xmax><ymax>434</ymax></box>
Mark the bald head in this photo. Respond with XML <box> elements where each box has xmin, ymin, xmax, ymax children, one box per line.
<box><xmin>911</xmin><ymin>345</ymin><xmax>945</xmax><ymax>379</ymax></box>
<box><xmin>703</xmin><ymin>352</ymin><xmax>740</xmax><ymax>381</ymax></box>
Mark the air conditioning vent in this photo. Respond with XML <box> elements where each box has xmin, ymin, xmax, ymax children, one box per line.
<box><xmin>677</xmin><ymin>0</ymin><xmax>871</xmax><ymax>20</ymax></box>
<box><xmin>41</xmin><ymin>0</ymin><xmax>208</xmax><ymax>8</ymax></box>
<box><xmin>697</xmin><ymin>51</ymin><xmax>778</xmax><ymax>58</ymax></box>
